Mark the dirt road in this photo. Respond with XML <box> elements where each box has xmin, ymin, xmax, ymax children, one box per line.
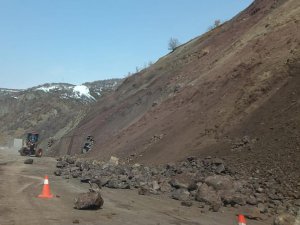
<box><xmin>0</xmin><ymin>148</ymin><xmax>270</xmax><ymax>225</ymax></box>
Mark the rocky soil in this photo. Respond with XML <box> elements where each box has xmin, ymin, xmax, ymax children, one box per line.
<box><xmin>55</xmin><ymin>155</ymin><xmax>300</xmax><ymax>221</ymax></box>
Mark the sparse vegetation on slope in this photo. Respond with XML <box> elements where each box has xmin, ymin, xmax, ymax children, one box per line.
<box><xmin>53</xmin><ymin>0</ymin><xmax>299</xmax><ymax>199</ymax></box>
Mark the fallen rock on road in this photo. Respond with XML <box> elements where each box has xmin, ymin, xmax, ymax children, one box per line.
<box><xmin>24</xmin><ymin>158</ymin><xmax>33</xmax><ymax>164</ymax></box>
<box><xmin>74</xmin><ymin>191</ymin><xmax>104</xmax><ymax>210</ymax></box>
<box><xmin>55</xmin><ymin>155</ymin><xmax>300</xmax><ymax>217</ymax></box>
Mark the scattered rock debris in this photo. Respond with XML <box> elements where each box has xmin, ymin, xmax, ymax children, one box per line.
<box><xmin>56</xmin><ymin>155</ymin><xmax>299</xmax><ymax>218</ymax></box>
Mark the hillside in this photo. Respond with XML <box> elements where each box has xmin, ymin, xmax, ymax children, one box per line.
<box><xmin>0</xmin><ymin>79</ymin><xmax>122</xmax><ymax>149</ymax></box>
<box><xmin>54</xmin><ymin>0</ymin><xmax>299</xmax><ymax>187</ymax></box>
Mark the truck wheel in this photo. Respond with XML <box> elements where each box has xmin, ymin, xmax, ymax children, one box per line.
<box><xmin>35</xmin><ymin>149</ymin><xmax>43</xmax><ymax>157</ymax></box>
<box><xmin>19</xmin><ymin>147</ymin><xmax>27</xmax><ymax>156</ymax></box>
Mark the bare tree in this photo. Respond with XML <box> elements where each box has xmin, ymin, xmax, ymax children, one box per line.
<box><xmin>214</xmin><ymin>19</ymin><xmax>221</xmax><ymax>27</ymax></box>
<box><xmin>168</xmin><ymin>37</ymin><xmax>180</xmax><ymax>51</ymax></box>
<box><xmin>208</xmin><ymin>19</ymin><xmax>222</xmax><ymax>31</ymax></box>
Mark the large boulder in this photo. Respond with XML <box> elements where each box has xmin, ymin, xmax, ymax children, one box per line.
<box><xmin>223</xmin><ymin>193</ymin><xmax>247</xmax><ymax>206</ymax></box>
<box><xmin>169</xmin><ymin>179</ymin><xmax>188</xmax><ymax>189</ymax></box>
<box><xmin>91</xmin><ymin>177</ymin><xmax>109</xmax><ymax>187</ymax></box>
<box><xmin>273</xmin><ymin>213</ymin><xmax>297</xmax><ymax>225</ymax></box>
<box><xmin>181</xmin><ymin>201</ymin><xmax>193</xmax><ymax>207</ymax></box>
<box><xmin>195</xmin><ymin>183</ymin><xmax>222</xmax><ymax>211</ymax></box>
<box><xmin>74</xmin><ymin>191</ymin><xmax>104</xmax><ymax>210</ymax></box>
<box><xmin>79</xmin><ymin>161</ymin><xmax>91</xmax><ymax>171</ymax></box>
<box><xmin>160</xmin><ymin>180</ymin><xmax>172</xmax><ymax>193</ymax></box>
<box><xmin>71</xmin><ymin>170</ymin><xmax>81</xmax><ymax>178</ymax></box>
<box><xmin>246</xmin><ymin>195</ymin><xmax>258</xmax><ymax>205</ymax></box>
<box><xmin>215</xmin><ymin>164</ymin><xmax>226</xmax><ymax>174</ymax></box>
<box><xmin>238</xmin><ymin>206</ymin><xmax>265</xmax><ymax>221</ymax></box>
<box><xmin>107</xmin><ymin>179</ymin><xmax>130</xmax><ymax>189</ymax></box>
<box><xmin>171</xmin><ymin>188</ymin><xmax>190</xmax><ymax>201</ymax></box>
<box><xmin>187</xmin><ymin>182</ymin><xmax>199</xmax><ymax>192</ymax></box>
<box><xmin>75</xmin><ymin>159</ymin><xmax>82</xmax><ymax>168</ymax></box>
<box><xmin>294</xmin><ymin>199</ymin><xmax>300</xmax><ymax>206</ymax></box>
<box><xmin>65</xmin><ymin>156</ymin><xmax>76</xmax><ymax>164</ymax></box>
<box><xmin>56</xmin><ymin>161</ymin><xmax>68</xmax><ymax>168</ymax></box>
<box><xmin>108</xmin><ymin>156</ymin><xmax>119</xmax><ymax>165</ymax></box>
<box><xmin>54</xmin><ymin>169</ymin><xmax>62</xmax><ymax>176</ymax></box>
<box><xmin>211</xmin><ymin>158</ymin><xmax>225</xmax><ymax>165</ymax></box>
<box><xmin>24</xmin><ymin>158</ymin><xmax>33</xmax><ymax>164</ymax></box>
<box><xmin>204</xmin><ymin>175</ymin><xmax>234</xmax><ymax>191</ymax></box>
<box><xmin>138</xmin><ymin>187</ymin><xmax>151</xmax><ymax>195</ymax></box>
<box><xmin>70</xmin><ymin>167</ymin><xmax>81</xmax><ymax>178</ymax></box>
<box><xmin>80</xmin><ymin>175</ymin><xmax>92</xmax><ymax>183</ymax></box>
<box><xmin>151</xmin><ymin>181</ymin><xmax>160</xmax><ymax>191</ymax></box>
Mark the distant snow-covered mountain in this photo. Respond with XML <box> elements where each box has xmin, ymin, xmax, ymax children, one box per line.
<box><xmin>0</xmin><ymin>88</ymin><xmax>23</xmax><ymax>94</ymax></box>
<box><xmin>0</xmin><ymin>78</ymin><xmax>123</xmax><ymax>148</ymax></box>
<box><xmin>0</xmin><ymin>79</ymin><xmax>122</xmax><ymax>103</ymax></box>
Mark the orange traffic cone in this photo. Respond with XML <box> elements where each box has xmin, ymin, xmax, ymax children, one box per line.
<box><xmin>38</xmin><ymin>175</ymin><xmax>53</xmax><ymax>198</ymax></box>
<box><xmin>238</xmin><ymin>214</ymin><xmax>246</xmax><ymax>225</ymax></box>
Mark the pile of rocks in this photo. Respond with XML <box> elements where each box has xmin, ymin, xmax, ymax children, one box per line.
<box><xmin>54</xmin><ymin>155</ymin><xmax>299</xmax><ymax>218</ymax></box>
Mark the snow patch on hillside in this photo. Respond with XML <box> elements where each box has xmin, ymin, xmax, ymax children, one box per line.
<box><xmin>73</xmin><ymin>85</ymin><xmax>95</xmax><ymax>100</ymax></box>
<box><xmin>36</xmin><ymin>84</ymin><xmax>72</xmax><ymax>92</ymax></box>
<box><xmin>36</xmin><ymin>85</ymin><xmax>60</xmax><ymax>92</ymax></box>
<box><xmin>35</xmin><ymin>84</ymin><xmax>95</xmax><ymax>101</ymax></box>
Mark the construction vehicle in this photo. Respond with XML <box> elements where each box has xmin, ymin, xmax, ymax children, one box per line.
<box><xmin>82</xmin><ymin>135</ymin><xmax>94</xmax><ymax>154</ymax></box>
<box><xmin>19</xmin><ymin>132</ymin><xmax>43</xmax><ymax>157</ymax></box>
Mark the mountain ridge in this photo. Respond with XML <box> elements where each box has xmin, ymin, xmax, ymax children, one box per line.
<box><xmin>0</xmin><ymin>78</ymin><xmax>123</xmax><ymax>148</ymax></box>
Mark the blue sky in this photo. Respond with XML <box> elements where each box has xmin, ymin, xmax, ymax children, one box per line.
<box><xmin>0</xmin><ymin>0</ymin><xmax>253</xmax><ymax>89</ymax></box>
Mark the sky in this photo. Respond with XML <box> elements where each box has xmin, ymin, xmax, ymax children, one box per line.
<box><xmin>0</xmin><ymin>0</ymin><xmax>253</xmax><ymax>89</ymax></box>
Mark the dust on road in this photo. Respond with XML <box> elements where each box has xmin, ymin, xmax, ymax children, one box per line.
<box><xmin>0</xmin><ymin>148</ymin><xmax>270</xmax><ymax>225</ymax></box>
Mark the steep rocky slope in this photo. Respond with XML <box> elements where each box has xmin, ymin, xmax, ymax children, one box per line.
<box><xmin>55</xmin><ymin>0</ymin><xmax>299</xmax><ymax>189</ymax></box>
<box><xmin>0</xmin><ymin>79</ymin><xmax>122</xmax><ymax>148</ymax></box>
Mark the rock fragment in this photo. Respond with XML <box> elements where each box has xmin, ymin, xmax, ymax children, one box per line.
<box><xmin>171</xmin><ymin>188</ymin><xmax>190</xmax><ymax>201</ymax></box>
<box><xmin>24</xmin><ymin>158</ymin><xmax>33</xmax><ymax>164</ymax></box>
